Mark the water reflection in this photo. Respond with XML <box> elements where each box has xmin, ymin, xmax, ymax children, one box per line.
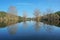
<box><xmin>0</xmin><ymin>20</ymin><xmax>60</xmax><ymax>35</ymax></box>
<box><xmin>42</xmin><ymin>21</ymin><xmax>60</xmax><ymax>32</ymax></box>
<box><xmin>43</xmin><ymin>21</ymin><xmax>60</xmax><ymax>27</ymax></box>
<box><xmin>0</xmin><ymin>20</ymin><xmax>19</xmax><ymax>35</ymax></box>
<box><xmin>23</xmin><ymin>21</ymin><xmax>28</xmax><ymax>29</ymax></box>
<box><xmin>34</xmin><ymin>21</ymin><xmax>41</xmax><ymax>32</ymax></box>
<box><xmin>45</xmin><ymin>25</ymin><xmax>53</xmax><ymax>33</ymax></box>
<box><xmin>0</xmin><ymin>22</ymin><xmax>7</xmax><ymax>28</ymax></box>
<box><xmin>7</xmin><ymin>24</ymin><xmax>18</xmax><ymax>35</ymax></box>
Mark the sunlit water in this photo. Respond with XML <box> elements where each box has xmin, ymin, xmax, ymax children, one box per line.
<box><xmin>0</xmin><ymin>21</ymin><xmax>60</xmax><ymax>40</ymax></box>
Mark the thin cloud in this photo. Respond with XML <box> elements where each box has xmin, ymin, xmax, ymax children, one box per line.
<box><xmin>15</xmin><ymin>3</ymin><xmax>34</xmax><ymax>6</ymax></box>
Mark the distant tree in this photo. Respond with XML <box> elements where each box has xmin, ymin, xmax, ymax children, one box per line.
<box><xmin>45</xmin><ymin>9</ymin><xmax>54</xmax><ymax>22</ymax></box>
<box><xmin>23</xmin><ymin>11</ymin><xmax>27</xmax><ymax>22</ymax></box>
<box><xmin>34</xmin><ymin>9</ymin><xmax>40</xmax><ymax>17</ymax></box>
<box><xmin>33</xmin><ymin>9</ymin><xmax>41</xmax><ymax>22</ymax></box>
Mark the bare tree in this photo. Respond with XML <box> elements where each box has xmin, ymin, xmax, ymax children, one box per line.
<box><xmin>23</xmin><ymin>11</ymin><xmax>27</xmax><ymax>22</ymax></box>
<box><xmin>6</xmin><ymin>6</ymin><xmax>18</xmax><ymax>24</ymax></box>
<box><xmin>46</xmin><ymin>8</ymin><xmax>53</xmax><ymax>14</ymax></box>
<box><xmin>7</xmin><ymin>6</ymin><xmax>17</xmax><ymax>15</ymax></box>
<box><xmin>46</xmin><ymin>8</ymin><xmax>53</xmax><ymax>22</ymax></box>
<box><xmin>33</xmin><ymin>9</ymin><xmax>41</xmax><ymax>22</ymax></box>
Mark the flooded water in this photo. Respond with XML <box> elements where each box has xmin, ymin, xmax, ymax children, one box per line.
<box><xmin>0</xmin><ymin>21</ymin><xmax>60</xmax><ymax>40</ymax></box>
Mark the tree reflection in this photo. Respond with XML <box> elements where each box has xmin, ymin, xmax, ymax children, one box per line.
<box><xmin>7</xmin><ymin>24</ymin><xmax>18</xmax><ymax>35</ymax></box>
<box><xmin>43</xmin><ymin>20</ymin><xmax>60</xmax><ymax>27</ymax></box>
<box><xmin>45</xmin><ymin>25</ymin><xmax>53</xmax><ymax>33</ymax></box>
<box><xmin>23</xmin><ymin>21</ymin><xmax>28</xmax><ymax>29</ymax></box>
<box><xmin>0</xmin><ymin>22</ymin><xmax>7</xmax><ymax>28</ymax></box>
<box><xmin>43</xmin><ymin>21</ymin><xmax>58</xmax><ymax>32</ymax></box>
<box><xmin>34</xmin><ymin>21</ymin><xmax>41</xmax><ymax>32</ymax></box>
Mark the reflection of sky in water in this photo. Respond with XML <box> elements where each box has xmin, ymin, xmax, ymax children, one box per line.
<box><xmin>0</xmin><ymin>21</ymin><xmax>60</xmax><ymax>40</ymax></box>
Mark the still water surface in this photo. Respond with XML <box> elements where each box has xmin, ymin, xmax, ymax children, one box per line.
<box><xmin>0</xmin><ymin>21</ymin><xmax>60</xmax><ymax>40</ymax></box>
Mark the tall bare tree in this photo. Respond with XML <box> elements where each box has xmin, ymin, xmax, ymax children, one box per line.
<box><xmin>46</xmin><ymin>9</ymin><xmax>53</xmax><ymax>21</ymax></box>
<box><xmin>33</xmin><ymin>9</ymin><xmax>41</xmax><ymax>22</ymax></box>
<box><xmin>6</xmin><ymin>6</ymin><xmax>18</xmax><ymax>24</ymax></box>
<box><xmin>7</xmin><ymin>6</ymin><xmax>17</xmax><ymax>15</ymax></box>
<box><xmin>23</xmin><ymin>11</ymin><xmax>27</xmax><ymax>22</ymax></box>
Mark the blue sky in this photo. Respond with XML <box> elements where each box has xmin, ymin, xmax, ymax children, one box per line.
<box><xmin>0</xmin><ymin>0</ymin><xmax>60</xmax><ymax>17</ymax></box>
